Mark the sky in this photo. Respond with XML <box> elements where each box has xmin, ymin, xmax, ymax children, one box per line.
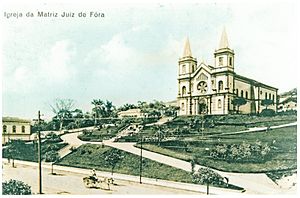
<box><xmin>1</xmin><ymin>0</ymin><xmax>299</xmax><ymax>119</ymax></box>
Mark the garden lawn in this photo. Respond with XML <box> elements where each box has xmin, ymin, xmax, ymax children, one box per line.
<box><xmin>58</xmin><ymin>144</ymin><xmax>192</xmax><ymax>183</ymax></box>
<box><xmin>2</xmin><ymin>142</ymin><xmax>68</xmax><ymax>162</ymax></box>
<box><xmin>57</xmin><ymin>144</ymin><xmax>243</xmax><ymax>190</ymax></box>
<box><xmin>137</xmin><ymin>126</ymin><xmax>297</xmax><ymax>173</ymax></box>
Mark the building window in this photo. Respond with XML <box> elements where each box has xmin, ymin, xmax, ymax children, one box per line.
<box><xmin>272</xmin><ymin>94</ymin><xmax>275</xmax><ymax>102</ymax></box>
<box><xmin>192</xmin><ymin>65</ymin><xmax>195</xmax><ymax>72</ymax></box>
<box><xmin>229</xmin><ymin>57</ymin><xmax>232</xmax><ymax>66</ymax></box>
<box><xmin>182</xmin><ymin>65</ymin><xmax>186</xmax><ymax>74</ymax></box>
<box><xmin>181</xmin><ymin>103</ymin><xmax>185</xmax><ymax>111</ymax></box>
<box><xmin>241</xmin><ymin>90</ymin><xmax>244</xmax><ymax>98</ymax></box>
<box><xmin>218</xmin><ymin>81</ymin><xmax>223</xmax><ymax>91</ymax></box>
<box><xmin>219</xmin><ymin>57</ymin><xmax>223</xmax><ymax>66</ymax></box>
<box><xmin>12</xmin><ymin>125</ymin><xmax>16</xmax><ymax>133</ymax></box>
<box><xmin>182</xmin><ymin>86</ymin><xmax>186</xmax><ymax>96</ymax></box>
<box><xmin>236</xmin><ymin>89</ymin><xmax>239</xmax><ymax>96</ymax></box>
<box><xmin>22</xmin><ymin>126</ymin><xmax>25</xmax><ymax>133</ymax></box>
<box><xmin>265</xmin><ymin>93</ymin><xmax>267</xmax><ymax>99</ymax></box>
<box><xmin>3</xmin><ymin>125</ymin><xmax>7</xmax><ymax>133</ymax></box>
<box><xmin>218</xmin><ymin>99</ymin><xmax>222</xmax><ymax>108</ymax></box>
<box><xmin>191</xmin><ymin>83</ymin><xmax>193</xmax><ymax>92</ymax></box>
<box><xmin>245</xmin><ymin>91</ymin><xmax>248</xmax><ymax>99</ymax></box>
<box><xmin>269</xmin><ymin>93</ymin><xmax>271</xmax><ymax>100</ymax></box>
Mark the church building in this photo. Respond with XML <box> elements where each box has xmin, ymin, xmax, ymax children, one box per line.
<box><xmin>177</xmin><ymin>29</ymin><xmax>278</xmax><ymax>115</ymax></box>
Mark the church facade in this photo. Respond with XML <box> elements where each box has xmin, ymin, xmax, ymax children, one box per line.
<box><xmin>177</xmin><ymin>29</ymin><xmax>278</xmax><ymax>116</ymax></box>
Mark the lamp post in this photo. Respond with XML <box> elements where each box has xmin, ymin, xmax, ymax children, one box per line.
<box><xmin>33</xmin><ymin>111</ymin><xmax>43</xmax><ymax>194</ymax></box>
<box><xmin>139</xmin><ymin>134</ymin><xmax>143</xmax><ymax>184</ymax></box>
<box><xmin>37</xmin><ymin>111</ymin><xmax>42</xmax><ymax>194</ymax></box>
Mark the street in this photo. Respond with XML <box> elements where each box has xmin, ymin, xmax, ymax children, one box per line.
<box><xmin>2</xmin><ymin>161</ymin><xmax>200</xmax><ymax>195</ymax></box>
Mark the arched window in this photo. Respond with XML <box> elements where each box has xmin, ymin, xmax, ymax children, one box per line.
<box><xmin>12</xmin><ymin>125</ymin><xmax>16</xmax><ymax>133</ymax></box>
<box><xmin>241</xmin><ymin>90</ymin><xmax>244</xmax><ymax>98</ymax></box>
<box><xmin>219</xmin><ymin>57</ymin><xmax>223</xmax><ymax>66</ymax></box>
<box><xmin>3</xmin><ymin>125</ymin><xmax>7</xmax><ymax>133</ymax></box>
<box><xmin>22</xmin><ymin>126</ymin><xmax>25</xmax><ymax>133</ymax></box>
<box><xmin>269</xmin><ymin>93</ymin><xmax>271</xmax><ymax>100</ymax></box>
<box><xmin>181</xmin><ymin>103</ymin><xmax>185</xmax><ymax>111</ymax></box>
<box><xmin>218</xmin><ymin>99</ymin><xmax>222</xmax><ymax>108</ymax></box>
<box><xmin>265</xmin><ymin>92</ymin><xmax>267</xmax><ymax>99</ymax></box>
<box><xmin>192</xmin><ymin>65</ymin><xmax>195</xmax><ymax>73</ymax></box>
<box><xmin>229</xmin><ymin>57</ymin><xmax>233</xmax><ymax>66</ymax></box>
<box><xmin>272</xmin><ymin>94</ymin><xmax>275</xmax><ymax>102</ymax></box>
<box><xmin>218</xmin><ymin>81</ymin><xmax>223</xmax><ymax>91</ymax></box>
<box><xmin>182</xmin><ymin>86</ymin><xmax>186</xmax><ymax>96</ymax></box>
<box><xmin>236</xmin><ymin>89</ymin><xmax>239</xmax><ymax>96</ymax></box>
<box><xmin>245</xmin><ymin>91</ymin><xmax>248</xmax><ymax>99</ymax></box>
<box><xmin>182</xmin><ymin>65</ymin><xmax>186</xmax><ymax>74</ymax></box>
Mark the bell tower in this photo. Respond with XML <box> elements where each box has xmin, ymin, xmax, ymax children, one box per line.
<box><xmin>177</xmin><ymin>37</ymin><xmax>197</xmax><ymax>115</ymax></box>
<box><xmin>214</xmin><ymin>28</ymin><xmax>234</xmax><ymax>71</ymax></box>
<box><xmin>178</xmin><ymin>37</ymin><xmax>197</xmax><ymax>76</ymax></box>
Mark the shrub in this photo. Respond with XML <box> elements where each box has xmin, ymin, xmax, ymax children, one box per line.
<box><xmin>2</xmin><ymin>179</ymin><xmax>32</xmax><ymax>195</ymax></box>
<box><xmin>260</xmin><ymin>109</ymin><xmax>276</xmax><ymax>117</ymax></box>
<box><xmin>192</xmin><ymin>167</ymin><xmax>224</xmax><ymax>186</ymax></box>
<box><xmin>209</xmin><ymin>141</ymin><xmax>271</xmax><ymax>163</ymax></box>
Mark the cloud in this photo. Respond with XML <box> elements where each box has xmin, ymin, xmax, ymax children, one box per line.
<box><xmin>39</xmin><ymin>40</ymin><xmax>76</xmax><ymax>82</ymax></box>
<box><xmin>3</xmin><ymin>40</ymin><xmax>77</xmax><ymax>94</ymax></box>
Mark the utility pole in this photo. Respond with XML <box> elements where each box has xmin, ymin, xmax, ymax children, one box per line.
<box><xmin>139</xmin><ymin>134</ymin><xmax>143</xmax><ymax>184</ymax></box>
<box><xmin>34</xmin><ymin>111</ymin><xmax>43</xmax><ymax>194</ymax></box>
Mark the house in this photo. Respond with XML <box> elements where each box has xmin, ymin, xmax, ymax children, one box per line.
<box><xmin>117</xmin><ymin>108</ymin><xmax>146</xmax><ymax>118</ymax></box>
<box><xmin>2</xmin><ymin>117</ymin><xmax>32</xmax><ymax>144</ymax></box>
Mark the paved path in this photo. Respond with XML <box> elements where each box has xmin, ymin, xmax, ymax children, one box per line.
<box><xmin>60</xmin><ymin>121</ymin><xmax>297</xmax><ymax>194</ymax></box>
<box><xmin>3</xmin><ymin>159</ymin><xmax>206</xmax><ymax>195</ymax></box>
<box><xmin>208</xmin><ymin>122</ymin><xmax>297</xmax><ymax>137</ymax></box>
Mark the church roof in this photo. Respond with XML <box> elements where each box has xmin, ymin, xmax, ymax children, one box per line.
<box><xmin>219</xmin><ymin>27</ymin><xmax>229</xmax><ymax>49</ymax></box>
<box><xmin>235</xmin><ymin>74</ymin><xmax>278</xmax><ymax>90</ymax></box>
<box><xmin>182</xmin><ymin>37</ymin><xmax>192</xmax><ymax>57</ymax></box>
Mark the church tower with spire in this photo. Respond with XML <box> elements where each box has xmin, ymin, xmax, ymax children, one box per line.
<box><xmin>214</xmin><ymin>28</ymin><xmax>235</xmax><ymax>71</ymax></box>
<box><xmin>177</xmin><ymin>37</ymin><xmax>197</xmax><ymax>115</ymax></box>
<box><xmin>176</xmin><ymin>28</ymin><xmax>278</xmax><ymax>116</ymax></box>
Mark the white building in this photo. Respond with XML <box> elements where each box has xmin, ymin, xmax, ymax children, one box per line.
<box><xmin>117</xmin><ymin>108</ymin><xmax>146</xmax><ymax>118</ymax></box>
<box><xmin>2</xmin><ymin>117</ymin><xmax>32</xmax><ymax>144</ymax></box>
<box><xmin>177</xmin><ymin>29</ymin><xmax>278</xmax><ymax>115</ymax></box>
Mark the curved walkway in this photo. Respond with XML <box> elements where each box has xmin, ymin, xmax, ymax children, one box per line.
<box><xmin>60</xmin><ymin>122</ymin><xmax>297</xmax><ymax>194</ymax></box>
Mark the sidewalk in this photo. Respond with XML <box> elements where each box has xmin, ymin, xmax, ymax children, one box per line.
<box><xmin>3</xmin><ymin>159</ymin><xmax>242</xmax><ymax>195</ymax></box>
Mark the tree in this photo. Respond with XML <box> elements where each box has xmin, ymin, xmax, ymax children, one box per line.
<box><xmin>154</xmin><ymin>128</ymin><xmax>165</xmax><ymax>145</ymax></box>
<box><xmin>118</xmin><ymin>103</ymin><xmax>137</xmax><ymax>111</ymax></box>
<box><xmin>2</xmin><ymin>179</ymin><xmax>32</xmax><ymax>195</ymax></box>
<box><xmin>6</xmin><ymin>140</ymin><xmax>24</xmax><ymax>167</ymax></box>
<box><xmin>92</xmin><ymin>99</ymin><xmax>116</xmax><ymax>119</ymax></box>
<box><xmin>231</xmin><ymin>97</ymin><xmax>247</xmax><ymax>114</ymax></box>
<box><xmin>104</xmin><ymin>100</ymin><xmax>116</xmax><ymax>117</ymax></box>
<box><xmin>104</xmin><ymin>149</ymin><xmax>124</xmax><ymax>175</ymax></box>
<box><xmin>261</xmin><ymin>99</ymin><xmax>274</xmax><ymax>110</ymax></box>
<box><xmin>44</xmin><ymin>150</ymin><xmax>60</xmax><ymax>175</ymax></box>
<box><xmin>72</xmin><ymin>108</ymin><xmax>84</xmax><ymax>118</ymax></box>
<box><xmin>192</xmin><ymin>167</ymin><xmax>224</xmax><ymax>195</ymax></box>
<box><xmin>45</xmin><ymin>132</ymin><xmax>61</xmax><ymax>143</ymax></box>
<box><xmin>50</xmin><ymin>99</ymin><xmax>74</xmax><ymax>131</ymax></box>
